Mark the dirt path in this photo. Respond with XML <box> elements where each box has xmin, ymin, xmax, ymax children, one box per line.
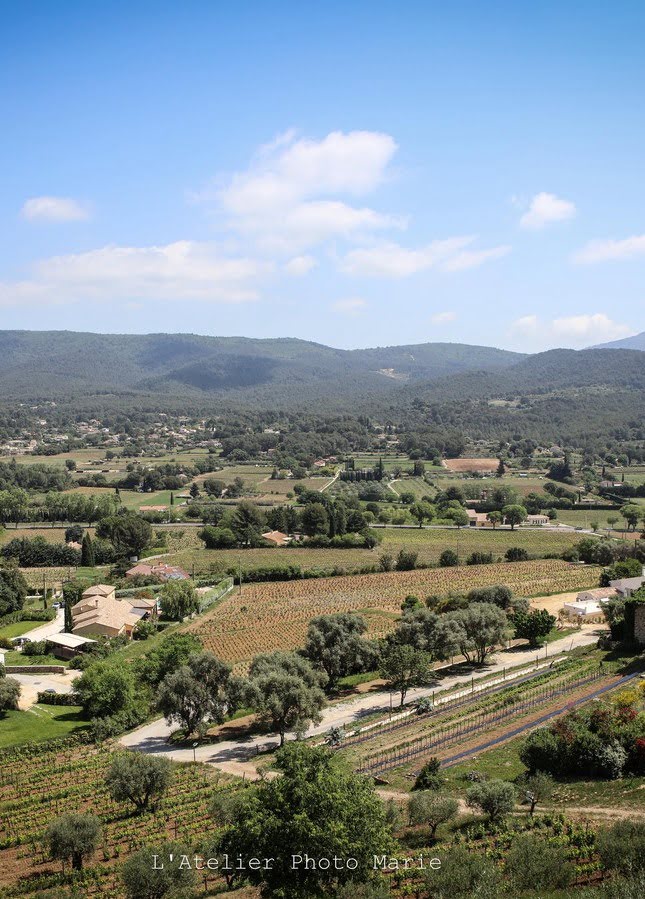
<box><xmin>375</xmin><ymin>791</ymin><xmax>645</xmax><ymax>820</ymax></box>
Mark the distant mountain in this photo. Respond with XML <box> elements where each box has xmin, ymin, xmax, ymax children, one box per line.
<box><xmin>592</xmin><ymin>331</ymin><xmax>645</xmax><ymax>351</ymax></box>
<box><xmin>0</xmin><ymin>331</ymin><xmax>642</xmax><ymax>442</ymax></box>
<box><xmin>409</xmin><ymin>347</ymin><xmax>645</xmax><ymax>401</ymax></box>
<box><xmin>0</xmin><ymin>331</ymin><xmax>523</xmax><ymax>400</ymax></box>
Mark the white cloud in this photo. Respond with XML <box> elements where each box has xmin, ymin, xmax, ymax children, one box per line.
<box><xmin>572</xmin><ymin>235</ymin><xmax>645</xmax><ymax>264</ymax></box>
<box><xmin>509</xmin><ymin>313</ymin><xmax>635</xmax><ymax>346</ymax></box>
<box><xmin>332</xmin><ymin>297</ymin><xmax>368</xmax><ymax>316</ymax></box>
<box><xmin>203</xmin><ymin>130</ymin><xmax>400</xmax><ymax>253</ymax></box>
<box><xmin>519</xmin><ymin>192</ymin><xmax>576</xmax><ymax>230</ymax></box>
<box><xmin>21</xmin><ymin>196</ymin><xmax>90</xmax><ymax>223</ymax></box>
<box><xmin>430</xmin><ymin>310</ymin><xmax>457</xmax><ymax>324</ymax></box>
<box><xmin>440</xmin><ymin>244</ymin><xmax>511</xmax><ymax>272</ymax></box>
<box><xmin>0</xmin><ymin>241</ymin><xmax>268</xmax><ymax>307</ymax></box>
<box><xmin>342</xmin><ymin>237</ymin><xmax>509</xmax><ymax>278</ymax></box>
<box><xmin>283</xmin><ymin>255</ymin><xmax>317</xmax><ymax>276</ymax></box>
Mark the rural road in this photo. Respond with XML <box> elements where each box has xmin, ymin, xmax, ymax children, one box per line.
<box><xmin>14</xmin><ymin>669</ymin><xmax>76</xmax><ymax>709</ymax></box>
<box><xmin>21</xmin><ymin>608</ymin><xmax>65</xmax><ymax>642</ymax></box>
<box><xmin>120</xmin><ymin>627</ymin><xmax>601</xmax><ymax>775</ymax></box>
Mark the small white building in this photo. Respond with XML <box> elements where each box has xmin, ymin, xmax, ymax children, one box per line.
<box><xmin>563</xmin><ymin>599</ymin><xmax>606</xmax><ymax>618</ymax></box>
<box><xmin>527</xmin><ymin>514</ymin><xmax>549</xmax><ymax>526</ymax></box>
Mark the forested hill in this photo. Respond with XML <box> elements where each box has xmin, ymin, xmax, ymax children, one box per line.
<box><xmin>0</xmin><ymin>332</ymin><xmax>642</xmax><ymax>442</ymax></box>
<box><xmin>407</xmin><ymin>348</ymin><xmax>645</xmax><ymax>402</ymax></box>
<box><xmin>0</xmin><ymin>331</ymin><xmax>522</xmax><ymax>398</ymax></box>
<box><xmin>592</xmin><ymin>330</ymin><xmax>645</xmax><ymax>351</ymax></box>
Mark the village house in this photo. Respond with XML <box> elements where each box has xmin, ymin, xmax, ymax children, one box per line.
<box><xmin>71</xmin><ymin>584</ymin><xmax>157</xmax><ymax>639</ymax></box>
<box><xmin>262</xmin><ymin>530</ymin><xmax>291</xmax><ymax>546</ymax></box>
<box><xmin>526</xmin><ymin>513</ymin><xmax>550</xmax><ymax>526</ymax></box>
<box><xmin>125</xmin><ymin>562</ymin><xmax>190</xmax><ymax>581</ymax></box>
<box><xmin>466</xmin><ymin>509</ymin><xmax>489</xmax><ymax>527</ymax></box>
<box><xmin>609</xmin><ymin>571</ymin><xmax>645</xmax><ymax>598</ymax></box>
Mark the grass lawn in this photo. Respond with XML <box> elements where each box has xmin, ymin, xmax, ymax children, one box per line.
<box><xmin>0</xmin><ymin>619</ymin><xmax>42</xmax><ymax>640</ymax></box>
<box><xmin>0</xmin><ymin>704</ymin><xmax>87</xmax><ymax>748</ymax></box>
<box><xmin>437</xmin><ymin>739</ymin><xmax>645</xmax><ymax>810</ymax></box>
<box><xmin>157</xmin><ymin>525</ymin><xmax>583</xmax><ymax>579</ymax></box>
<box><xmin>544</xmin><ymin>626</ymin><xmax>578</xmax><ymax>644</ymax></box>
<box><xmin>2</xmin><ymin>650</ymin><xmax>66</xmax><ymax>666</ymax></box>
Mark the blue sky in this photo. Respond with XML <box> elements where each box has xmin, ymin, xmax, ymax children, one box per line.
<box><xmin>1</xmin><ymin>0</ymin><xmax>644</xmax><ymax>350</ymax></box>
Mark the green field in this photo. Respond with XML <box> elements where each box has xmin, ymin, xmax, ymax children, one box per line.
<box><xmin>0</xmin><ymin>619</ymin><xmax>42</xmax><ymax>640</ymax></box>
<box><xmin>158</xmin><ymin>524</ymin><xmax>584</xmax><ymax>577</ymax></box>
<box><xmin>0</xmin><ymin>704</ymin><xmax>87</xmax><ymax>748</ymax></box>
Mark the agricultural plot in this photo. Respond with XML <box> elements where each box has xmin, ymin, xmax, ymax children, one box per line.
<box><xmin>443</xmin><ymin>458</ymin><xmax>498</xmax><ymax>472</ymax></box>
<box><xmin>187</xmin><ymin>560</ymin><xmax>600</xmax><ymax>667</ymax></box>
<box><xmin>0</xmin><ymin>744</ymin><xmax>232</xmax><ymax>896</ymax></box>
<box><xmin>158</xmin><ymin>525</ymin><xmax>584</xmax><ymax>578</ymax></box>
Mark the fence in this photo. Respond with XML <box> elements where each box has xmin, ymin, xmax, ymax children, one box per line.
<box><xmin>199</xmin><ymin>577</ymin><xmax>235</xmax><ymax>611</ymax></box>
<box><xmin>357</xmin><ymin>666</ymin><xmax>609</xmax><ymax>775</ymax></box>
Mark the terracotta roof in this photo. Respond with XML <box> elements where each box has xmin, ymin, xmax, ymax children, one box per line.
<box><xmin>72</xmin><ymin>593</ymin><xmax>147</xmax><ymax>636</ymax></box>
<box><xmin>82</xmin><ymin>584</ymin><xmax>116</xmax><ymax>598</ymax></box>
<box><xmin>262</xmin><ymin>530</ymin><xmax>290</xmax><ymax>546</ymax></box>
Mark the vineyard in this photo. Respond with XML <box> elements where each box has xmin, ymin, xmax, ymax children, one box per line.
<box><xmin>356</xmin><ymin>663</ymin><xmax>627</xmax><ymax>774</ymax></box>
<box><xmin>0</xmin><ymin>742</ymin><xmax>236</xmax><ymax>898</ymax></box>
<box><xmin>187</xmin><ymin>560</ymin><xmax>600</xmax><ymax>667</ymax></box>
<box><xmin>159</xmin><ymin>525</ymin><xmax>583</xmax><ymax>578</ymax></box>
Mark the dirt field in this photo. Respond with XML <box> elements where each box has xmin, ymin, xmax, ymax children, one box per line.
<box><xmin>443</xmin><ymin>458</ymin><xmax>499</xmax><ymax>472</ymax></box>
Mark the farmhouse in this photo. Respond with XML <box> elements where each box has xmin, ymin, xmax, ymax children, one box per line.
<box><xmin>576</xmin><ymin>587</ymin><xmax>617</xmax><ymax>604</ymax></box>
<box><xmin>466</xmin><ymin>509</ymin><xmax>489</xmax><ymax>527</ymax></box>
<box><xmin>609</xmin><ymin>572</ymin><xmax>645</xmax><ymax>598</ymax></box>
<box><xmin>526</xmin><ymin>514</ymin><xmax>549</xmax><ymax>526</ymax></box>
<box><xmin>262</xmin><ymin>530</ymin><xmax>291</xmax><ymax>546</ymax></box>
<box><xmin>125</xmin><ymin>561</ymin><xmax>190</xmax><ymax>581</ymax></box>
<box><xmin>71</xmin><ymin>584</ymin><xmax>156</xmax><ymax>638</ymax></box>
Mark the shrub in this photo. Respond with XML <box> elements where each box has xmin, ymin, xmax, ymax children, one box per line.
<box><xmin>439</xmin><ymin>549</ymin><xmax>459</xmax><ymax>567</ymax></box>
<box><xmin>505</xmin><ymin>833</ymin><xmax>574</xmax><ymax>891</ymax></box>
<box><xmin>395</xmin><ymin>549</ymin><xmax>418</xmax><ymax>571</ymax></box>
<box><xmin>597</xmin><ymin>821</ymin><xmax>645</xmax><ymax>876</ymax></box>
<box><xmin>506</xmin><ymin>547</ymin><xmax>529</xmax><ymax>562</ymax></box>
<box><xmin>413</xmin><ymin>758</ymin><xmax>442</xmax><ymax>791</ymax></box>
<box><xmin>466</xmin><ymin>552</ymin><xmax>493</xmax><ymax>565</ymax></box>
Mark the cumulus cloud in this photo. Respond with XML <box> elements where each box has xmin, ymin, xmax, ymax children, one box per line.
<box><xmin>509</xmin><ymin>313</ymin><xmax>634</xmax><ymax>346</ymax></box>
<box><xmin>0</xmin><ymin>241</ymin><xmax>268</xmax><ymax>307</ymax></box>
<box><xmin>283</xmin><ymin>255</ymin><xmax>317</xmax><ymax>276</ymax></box>
<box><xmin>342</xmin><ymin>237</ymin><xmax>509</xmax><ymax>277</ymax></box>
<box><xmin>20</xmin><ymin>196</ymin><xmax>90</xmax><ymax>223</ymax></box>
<box><xmin>572</xmin><ymin>234</ymin><xmax>645</xmax><ymax>264</ymax></box>
<box><xmin>519</xmin><ymin>192</ymin><xmax>576</xmax><ymax>229</ymax></box>
<box><xmin>332</xmin><ymin>297</ymin><xmax>368</xmax><ymax>316</ymax></box>
<box><xmin>204</xmin><ymin>130</ymin><xmax>401</xmax><ymax>253</ymax></box>
<box><xmin>430</xmin><ymin>310</ymin><xmax>457</xmax><ymax>324</ymax></box>
<box><xmin>441</xmin><ymin>244</ymin><xmax>511</xmax><ymax>272</ymax></box>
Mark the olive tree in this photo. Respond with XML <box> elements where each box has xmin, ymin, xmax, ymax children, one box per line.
<box><xmin>46</xmin><ymin>813</ymin><xmax>101</xmax><ymax>870</ymax></box>
<box><xmin>466</xmin><ymin>779</ymin><xmax>516</xmax><ymax>822</ymax></box>
<box><xmin>105</xmin><ymin>752</ymin><xmax>173</xmax><ymax>814</ymax></box>
<box><xmin>407</xmin><ymin>792</ymin><xmax>459</xmax><ymax>837</ymax></box>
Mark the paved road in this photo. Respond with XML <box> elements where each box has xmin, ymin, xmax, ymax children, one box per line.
<box><xmin>22</xmin><ymin>608</ymin><xmax>65</xmax><ymax>642</ymax></box>
<box><xmin>120</xmin><ymin>627</ymin><xmax>601</xmax><ymax>774</ymax></box>
<box><xmin>14</xmin><ymin>669</ymin><xmax>76</xmax><ymax>709</ymax></box>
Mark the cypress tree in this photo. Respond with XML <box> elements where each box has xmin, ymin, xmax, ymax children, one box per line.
<box><xmin>81</xmin><ymin>533</ymin><xmax>95</xmax><ymax>567</ymax></box>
